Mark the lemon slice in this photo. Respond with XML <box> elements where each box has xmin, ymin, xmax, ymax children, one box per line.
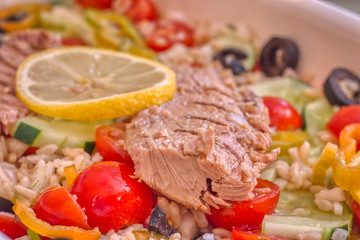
<box><xmin>15</xmin><ymin>47</ymin><xmax>176</xmax><ymax>121</ymax></box>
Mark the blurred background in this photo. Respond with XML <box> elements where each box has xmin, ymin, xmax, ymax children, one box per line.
<box><xmin>327</xmin><ymin>0</ymin><xmax>360</xmax><ymax>14</ymax></box>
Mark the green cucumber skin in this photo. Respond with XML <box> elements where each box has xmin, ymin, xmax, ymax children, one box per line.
<box><xmin>262</xmin><ymin>190</ymin><xmax>353</xmax><ymax>240</ymax></box>
<box><xmin>11</xmin><ymin>116</ymin><xmax>113</xmax><ymax>151</ymax></box>
<box><xmin>13</xmin><ymin>122</ymin><xmax>41</xmax><ymax>145</ymax></box>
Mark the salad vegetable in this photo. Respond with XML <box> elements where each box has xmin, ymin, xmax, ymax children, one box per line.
<box><xmin>0</xmin><ymin>0</ymin><xmax>359</xmax><ymax>239</ymax></box>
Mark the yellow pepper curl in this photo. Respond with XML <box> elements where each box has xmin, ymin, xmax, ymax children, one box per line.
<box><xmin>312</xmin><ymin>124</ymin><xmax>360</xmax><ymax>201</ymax></box>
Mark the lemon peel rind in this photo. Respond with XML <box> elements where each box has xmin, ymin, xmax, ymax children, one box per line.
<box><xmin>15</xmin><ymin>47</ymin><xmax>177</xmax><ymax>121</ymax></box>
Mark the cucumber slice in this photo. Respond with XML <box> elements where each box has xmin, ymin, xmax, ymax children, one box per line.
<box><xmin>303</xmin><ymin>98</ymin><xmax>334</xmax><ymax>140</ymax></box>
<box><xmin>248</xmin><ymin>77</ymin><xmax>316</xmax><ymax>113</ymax></box>
<box><xmin>211</xmin><ymin>35</ymin><xmax>256</xmax><ymax>71</ymax></box>
<box><xmin>262</xmin><ymin>190</ymin><xmax>353</xmax><ymax>240</ymax></box>
<box><xmin>11</xmin><ymin>116</ymin><xmax>113</xmax><ymax>152</ymax></box>
<box><xmin>259</xmin><ymin>162</ymin><xmax>276</xmax><ymax>181</ymax></box>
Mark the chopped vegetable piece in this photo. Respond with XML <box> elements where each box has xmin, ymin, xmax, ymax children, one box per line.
<box><xmin>13</xmin><ymin>200</ymin><xmax>100</xmax><ymax>240</ymax></box>
<box><xmin>270</xmin><ymin>130</ymin><xmax>308</xmax><ymax>156</ymax></box>
<box><xmin>70</xmin><ymin>161</ymin><xmax>153</xmax><ymax>232</ymax></box>
<box><xmin>33</xmin><ymin>186</ymin><xmax>90</xmax><ymax>230</ymax></box>
<box><xmin>260</xmin><ymin>37</ymin><xmax>299</xmax><ymax>77</ymax></box>
<box><xmin>114</xmin><ymin>0</ymin><xmax>157</xmax><ymax>22</ymax></box>
<box><xmin>353</xmin><ymin>200</ymin><xmax>360</xmax><ymax>226</ymax></box>
<box><xmin>207</xmin><ymin>179</ymin><xmax>280</xmax><ymax>230</ymax></box>
<box><xmin>76</xmin><ymin>0</ymin><xmax>113</xmax><ymax>9</ymax></box>
<box><xmin>233</xmin><ymin>225</ymin><xmax>289</xmax><ymax>240</ymax></box>
<box><xmin>148</xmin><ymin>206</ymin><xmax>179</xmax><ymax>238</ymax></box>
<box><xmin>0</xmin><ymin>212</ymin><xmax>28</xmax><ymax>239</ymax></box>
<box><xmin>13</xmin><ymin>122</ymin><xmax>41</xmax><ymax>145</ymax></box>
<box><xmin>213</xmin><ymin>48</ymin><xmax>247</xmax><ymax>75</ymax></box>
<box><xmin>262</xmin><ymin>96</ymin><xmax>303</xmax><ymax>131</ymax></box>
<box><xmin>145</xmin><ymin>19</ymin><xmax>195</xmax><ymax>52</ymax></box>
<box><xmin>133</xmin><ymin>230</ymin><xmax>169</xmax><ymax>240</ymax></box>
<box><xmin>311</xmin><ymin>124</ymin><xmax>360</xmax><ymax>191</ymax></box>
<box><xmin>95</xmin><ymin>125</ymin><xmax>133</xmax><ymax>166</ymax></box>
<box><xmin>0</xmin><ymin>197</ymin><xmax>14</xmax><ymax>214</ymax></box>
<box><xmin>64</xmin><ymin>165</ymin><xmax>77</xmax><ymax>189</ymax></box>
<box><xmin>324</xmin><ymin>68</ymin><xmax>360</xmax><ymax>106</ymax></box>
<box><xmin>27</xmin><ymin>229</ymin><xmax>41</xmax><ymax>240</ymax></box>
<box><xmin>83</xmin><ymin>141</ymin><xmax>95</xmax><ymax>155</ymax></box>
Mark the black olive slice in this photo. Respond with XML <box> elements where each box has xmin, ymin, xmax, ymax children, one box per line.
<box><xmin>260</xmin><ymin>37</ymin><xmax>299</xmax><ymax>77</ymax></box>
<box><xmin>148</xmin><ymin>205</ymin><xmax>179</xmax><ymax>238</ymax></box>
<box><xmin>324</xmin><ymin>68</ymin><xmax>360</xmax><ymax>106</ymax></box>
<box><xmin>213</xmin><ymin>48</ymin><xmax>247</xmax><ymax>75</ymax></box>
<box><xmin>5</xmin><ymin>12</ymin><xmax>28</xmax><ymax>22</ymax></box>
<box><xmin>0</xmin><ymin>196</ymin><xmax>14</xmax><ymax>214</ymax></box>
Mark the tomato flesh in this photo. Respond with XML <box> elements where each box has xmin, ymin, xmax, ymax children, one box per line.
<box><xmin>354</xmin><ymin>200</ymin><xmax>360</xmax><ymax>226</ymax></box>
<box><xmin>95</xmin><ymin>125</ymin><xmax>133</xmax><ymax>166</ymax></box>
<box><xmin>76</xmin><ymin>0</ymin><xmax>113</xmax><ymax>9</ymax></box>
<box><xmin>70</xmin><ymin>161</ymin><xmax>153</xmax><ymax>232</ymax></box>
<box><xmin>33</xmin><ymin>186</ymin><xmax>90</xmax><ymax>230</ymax></box>
<box><xmin>232</xmin><ymin>225</ymin><xmax>290</xmax><ymax>240</ymax></box>
<box><xmin>207</xmin><ymin>179</ymin><xmax>280</xmax><ymax>230</ymax></box>
<box><xmin>262</xmin><ymin>96</ymin><xmax>303</xmax><ymax>131</ymax></box>
<box><xmin>0</xmin><ymin>212</ymin><xmax>28</xmax><ymax>239</ymax></box>
<box><xmin>145</xmin><ymin>19</ymin><xmax>195</xmax><ymax>52</ymax></box>
<box><xmin>116</xmin><ymin>0</ymin><xmax>157</xmax><ymax>22</ymax></box>
<box><xmin>61</xmin><ymin>37</ymin><xmax>88</xmax><ymax>46</ymax></box>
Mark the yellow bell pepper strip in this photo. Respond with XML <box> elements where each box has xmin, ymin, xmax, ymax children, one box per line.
<box><xmin>85</xmin><ymin>9</ymin><xmax>145</xmax><ymax>48</ymax></box>
<box><xmin>270</xmin><ymin>131</ymin><xmax>308</xmax><ymax>157</ymax></box>
<box><xmin>64</xmin><ymin>164</ymin><xmax>77</xmax><ymax>189</ymax></box>
<box><xmin>13</xmin><ymin>200</ymin><xmax>101</xmax><ymax>240</ymax></box>
<box><xmin>119</xmin><ymin>37</ymin><xmax>157</xmax><ymax>60</ymax></box>
<box><xmin>311</xmin><ymin>123</ymin><xmax>360</xmax><ymax>191</ymax></box>
<box><xmin>0</xmin><ymin>3</ymin><xmax>50</xmax><ymax>32</ymax></box>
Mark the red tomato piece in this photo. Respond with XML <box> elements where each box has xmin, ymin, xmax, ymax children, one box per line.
<box><xmin>23</xmin><ymin>146</ymin><xmax>38</xmax><ymax>156</ymax></box>
<box><xmin>354</xmin><ymin>200</ymin><xmax>360</xmax><ymax>226</ymax></box>
<box><xmin>76</xmin><ymin>0</ymin><xmax>113</xmax><ymax>9</ymax></box>
<box><xmin>262</xmin><ymin>96</ymin><xmax>303</xmax><ymax>131</ymax></box>
<box><xmin>114</xmin><ymin>0</ymin><xmax>157</xmax><ymax>22</ymax></box>
<box><xmin>33</xmin><ymin>186</ymin><xmax>90</xmax><ymax>230</ymax></box>
<box><xmin>70</xmin><ymin>161</ymin><xmax>153</xmax><ymax>232</ymax></box>
<box><xmin>95</xmin><ymin>125</ymin><xmax>133</xmax><ymax>166</ymax></box>
<box><xmin>326</xmin><ymin>105</ymin><xmax>360</xmax><ymax>137</ymax></box>
<box><xmin>232</xmin><ymin>225</ymin><xmax>290</xmax><ymax>240</ymax></box>
<box><xmin>206</xmin><ymin>179</ymin><xmax>280</xmax><ymax>230</ymax></box>
<box><xmin>0</xmin><ymin>212</ymin><xmax>28</xmax><ymax>239</ymax></box>
<box><xmin>61</xmin><ymin>37</ymin><xmax>88</xmax><ymax>46</ymax></box>
<box><xmin>145</xmin><ymin>19</ymin><xmax>195</xmax><ymax>52</ymax></box>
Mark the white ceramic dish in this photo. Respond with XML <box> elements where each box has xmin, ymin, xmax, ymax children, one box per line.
<box><xmin>156</xmin><ymin>0</ymin><xmax>360</xmax><ymax>90</ymax></box>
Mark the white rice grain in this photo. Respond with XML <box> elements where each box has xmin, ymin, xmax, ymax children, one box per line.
<box><xmin>297</xmin><ymin>232</ymin><xmax>322</xmax><ymax>240</ymax></box>
<box><xmin>179</xmin><ymin>212</ymin><xmax>198</xmax><ymax>240</ymax></box>
<box><xmin>333</xmin><ymin>201</ymin><xmax>343</xmax><ymax>215</ymax></box>
<box><xmin>6</xmin><ymin>152</ymin><xmax>17</xmax><ymax>163</ymax></box>
<box><xmin>212</xmin><ymin>228</ymin><xmax>232</xmax><ymax>238</ymax></box>
<box><xmin>36</xmin><ymin>144</ymin><xmax>58</xmax><ymax>155</ymax></box>
<box><xmin>169</xmin><ymin>201</ymin><xmax>182</xmax><ymax>227</ymax></box>
<box><xmin>14</xmin><ymin>184</ymin><xmax>38</xmax><ymax>200</ymax></box>
<box><xmin>314</xmin><ymin>198</ymin><xmax>333</xmax><ymax>212</ymax></box>
<box><xmin>191</xmin><ymin>210</ymin><xmax>208</xmax><ymax>228</ymax></box>
<box><xmin>315</xmin><ymin>187</ymin><xmax>346</xmax><ymax>202</ymax></box>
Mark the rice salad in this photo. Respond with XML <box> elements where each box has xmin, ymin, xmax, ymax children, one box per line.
<box><xmin>0</xmin><ymin>0</ymin><xmax>359</xmax><ymax>240</ymax></box>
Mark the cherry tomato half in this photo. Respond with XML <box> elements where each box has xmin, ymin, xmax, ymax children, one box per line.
<box><xmin>326</xmin><ymin>105</ymin><xmax>360</xmax><ymax>137</ymax></box>
<box><xmin>207</xmin><ymin>179</ymin><xmax>280</xmax><ymax>230</ymax></box>
<box><xmin>354</xmin><ymin>200</ymin><xmax>360</xmax><ymax>226</ymax></box>
<box><xmin>33</xmin><ymin>186</ymin><xmax>90</xmax><ymax>230</ymax></box>
<box><xmin>70</xmin><ymin>161</ymin><xmax>153</xmax><ymax>232</ymax></box>
<box><xmin>0</xmin><ymin>212</ymin><xmax>28</xmax><ymax>239</ymax></box>
<box><xmin>95</xmin><ymin>125</ymin><xmax>133</xmax><ymax>166</ymax></box>
<box><xmin>145</xmin><ymin>19</ymin><xmax>195</xmax><ymax>52</ymax></box>
<box><xmin>76</xmin><ymin>0</ymin><xmax>113</xmax><ymax>9</ymax></box>
<box><xmin>114</xmin><ymin>0</ymin><xmax>157</xmax><ymax>22</ymax></box>
<box><xmin>262</xmin><ymin>96</ymin><xmax>303</xmax><ymax>131</ymax></box>
<box><xmin>232</xmin><ymin>225</ymin><xmax>290</xmax><ymax>240</ymax></box>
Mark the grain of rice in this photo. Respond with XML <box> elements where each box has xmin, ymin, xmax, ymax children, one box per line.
<box><xmin>4</xmin><ymin>168</ymin><xmax>16</xmax><ymax>184</ymax></box>
<box><xmin>49</xmin><ymin>174</ymin><xmax>59</xmax><ymax>186</ymax></box>
<box><xmin>191</xmin><ymin>210</ymin><xmax>208</xmax><ymax>228</ymax></box>
<box><xmin>0</xmin><ymin>181</ymin><xmax>14</xmax><ymax>199</ymax></box>
<box><xmin>0</xmin><ymin>165</ymin><xmax>12</xmax><ymax>182</ymax></box>
<box><xmin>318</xmin><ymin>130</ymin><xmax>338</xmax><ymax>145</ymax></box>
<box><xmin>290</xmin><ymin>161</ymin><xmax>301</xmax><ymax>184</ymax></box>
<box><xmin>36</xmin><ymin>144</ymin><xmax>58</xmax><ymax>155</ymax></box>
<box><xmin>333</xmin><ymin>201</ymin><xmax>343</xmax><ymax>215</ymax></box>
<box><xmin>314</xmin><ymin>198</ymin><xmax>333</xmax><ymax>212</ymax></box>
<box><xmin>62</xmin><ymin>147</ymin><xmax>84</xmax><ymax>159</ymax></box>
<box><xmin>275</xmin><ymin>160</ymin><xmax>290</xmax><ymax>179</ymax></box>
<box><xmin>6</xmin><ymin>152</ymin><xmax>17</xmax><ymax>163</ymax></box>
<box><xmin>299</xmin><ymin>141</ymin><xmax>310</xmax><ymax>163</ymax></box>
<box><xmin>14</xmin><ymin>184</ymin><xmax>38</xmax><ymax>199</ymax></box>
<box><xmin>169</xmin><ymin>201</ymin><xmax>182</xmax><ymax>227</ymax></box>
<box><xmin>309</xmin><ymin>185</ymin><xmax>326</xmax><ymax>194</ymax></box>
<box><xmin>315</xmin><ymin>187</ymin><xmax>345</xmax><ymax>202</ymax></box>
<box><xmin>179</xmin><ymin>211</ymin><xmax>198</xmax><ymax>240</ymax></box>
<box><xmin>212</xmin><ymin>228</ymin><xmax>232</xmax><ymax>238</ymax></box>
<box><xmin>6</xmin><ymin>137</ymin><xmax>28</xmax><ymax>157</ymax></box>
<box><xmin>169</xmin><ymin>232</ymin><xmax>181</xmax><ymax>240</ymax></box>
<box><xmin>0</xmin><ymin>152</ymin><xmax>4</xmax><ymax>162</ymax></box>
<box><xmin>92</xmin><ymin>152</ymin><xmax>103</xmax><ymax>162</ymax></box>
<box><xmin>0</xmin><ymin>136</ymin><xmax>8</xmax><ymax>158</ymax></box>
<box><xmin>288</xmin><ymin>147</ymin><xmax>301</xmax><ymax>163</ymax></box>
<box><xmin>19</xmin><ymin>176</ymin><xmax>31</xmax><ymax>188</ymax></box>
<box><xmin>157</xmin><ymin>197</ymin><xmax>170</xmax><ymax>217</ymax></box>
<box><xmin>274</xmin><ymin>178</ymin><xmax>288</xmax><ymax>190</ymax></box>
